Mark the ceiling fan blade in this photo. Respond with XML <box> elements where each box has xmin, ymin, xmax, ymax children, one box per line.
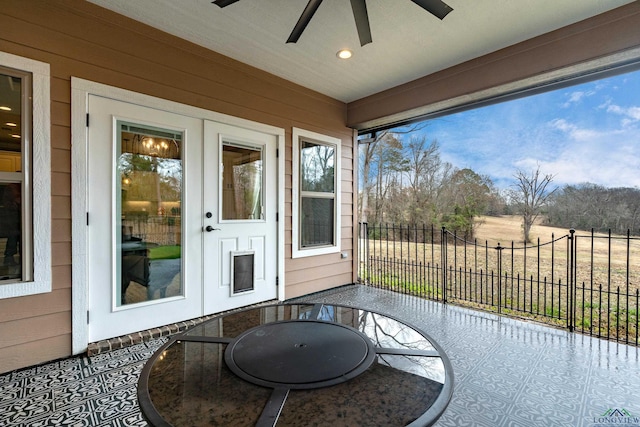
<box><xmin>287</xmin><ymin>0</ymin><xmax>324</xmax><ymax>43</ymax></box>
<box><xmin>410</xmin><ymin>0</ymin><xmax>453</xmax><ymax>20</ymax></box>
<box><xmin>212</xmin><ymin>0</ymin><xmax>240</xmax><ymax>7</ymax></box>
<box><xmin>350</xmin><ymin>0</ymin><xmax>372</xmax><ymax>46</ymax></box>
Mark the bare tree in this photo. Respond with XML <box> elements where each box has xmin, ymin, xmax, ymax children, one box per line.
<box><xmin>546</xmin><ymin>184</ymin><xmax>640</xmax><ymax>235</ymax></box>
<box><xmin>358</xmin><ymin>124</ymin><xmax>425</xmax><ymax>223</ymax></box>
<box><xmin>404</xmin><ymin>136</ymin><xmax>441</xmax><ymax>224</ymax></box>
<box><xmin>510</xmin><ymin>166</ymin><xmax>557</xmax><ymax>242</ymax></box>
<box><xmin>359</xmin><ymin>130</ymin><xmax>395</xmax><ymax>223</ymax></box>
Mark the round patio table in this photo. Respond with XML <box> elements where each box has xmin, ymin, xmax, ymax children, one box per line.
<box><xmin>138</xmin><ymin>303</ymin><xmax>453</xmax><ymax>426</ymax></box>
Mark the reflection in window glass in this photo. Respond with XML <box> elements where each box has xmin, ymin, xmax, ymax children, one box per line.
<box><xmin>300</xmin><ymin>139</ymin><xmax>336</xmax><ymax>248</ymax></box>
<box><xmin>222</xmin><ymin>143</ymin><xmax>263</xmax><ymax>220</ymax></box>
<box><xmin>301</xmin><ymin>197</ymin><xmax>334</xmax><ymax>247</ymax></box>
<box><xmin>117</xmin><ymin>122</ymin><xmax>183</xmax><ymax>306</ymax></box>
<box><xmin>301</xmin><ymin>141</ymin><xmax>334</xmax><ymax>192</ymax></box>
<box><xmin>0</xmin><ymin>183</ymin><xmax>21</xmax><ymax>280</ymax></box>
<box><xmin>0</xmin><ymin>70</ymin><xmax>26</xmax><ymax>282</ymax></box>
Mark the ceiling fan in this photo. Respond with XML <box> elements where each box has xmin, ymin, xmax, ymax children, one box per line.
<box><xmin>212</xmin><ymin>0</ymin><xmax>453</xmax><ymax>47</ymax></box>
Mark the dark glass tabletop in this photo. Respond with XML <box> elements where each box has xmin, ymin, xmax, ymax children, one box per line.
<box><xmin>137</xmin><ymin>303</ymin><xmax>453</xmax><ymax>427</ymax></box>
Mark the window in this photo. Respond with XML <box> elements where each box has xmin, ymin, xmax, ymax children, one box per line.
<box><xmin>0</xmin><ymin>52</ymin><xmax>50</xmax><ymax>298</ymax></box>
<box><xmin>292</xmin><ymin>128</ymin><xmax>341</xmax><ymax>258</ymax></box>
<box><xmin>221</xmin><ymin>141</ymin><xmax>263</xmax><ymax>220</ymax></box>
<box><xmin>117</xmin><ymin>121</ymin><xmax>183</xmax><ymax>306</ymax></box>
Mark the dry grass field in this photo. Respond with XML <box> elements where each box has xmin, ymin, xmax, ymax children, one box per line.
<box><xmin>474</xmin><ymin>215</ymin><xmax>565</xmax><ymax>245</ymax></box>
<box><xmin>474</xmin><ymin>215</ymin><xmax>640</xmax><ymax>293</ymax></box>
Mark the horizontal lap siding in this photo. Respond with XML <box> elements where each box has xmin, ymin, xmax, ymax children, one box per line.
<box><xmin>0</xmin><ymin>335</ymin><xmax>70</xmax><ymax>374</ymax></box>
<box><xmin>0</xmin><ymin>0</ymin><xmax>353</xmax><ymax>372</ymax></box>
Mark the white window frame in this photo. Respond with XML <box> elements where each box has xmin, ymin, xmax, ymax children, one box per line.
<box><xmin>292</xmin><ymin>127</ymin><xmax>341</xmax><ymax>258</ymax></box>
<box><xmin>0</xmin><ymin>52</ymin><xmax>51</xmax><ymax>299</ymax></box>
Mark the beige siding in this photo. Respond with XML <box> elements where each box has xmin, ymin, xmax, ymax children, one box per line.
<box><xmin>0</xmin><ymin>0</ymin><xmax>354</xmax><ymax>373</ymax></box>
<box><xmin>0</xmin><ymin>335</ymin><xmax>70</xmax><ymax>374</ymax></box>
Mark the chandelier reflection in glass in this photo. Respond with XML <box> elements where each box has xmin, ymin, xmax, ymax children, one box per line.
<box><xmin>119</xmin><ymin>123</ymin><xmax>182</xmax><ymax>160</ymax></box>
<box><xmin>132</xmin><ymin>133</ymin><xmax>180</xmax><ymax>159</ymax></box>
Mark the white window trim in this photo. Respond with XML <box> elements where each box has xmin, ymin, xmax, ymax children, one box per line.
<box><xmin>0</xmin><ymin>52</ymin><xmax>51</xmax><ymax>299</ymax></box>
<box><xmin>292</xmin><ymin>127</ymin><xmax>341</xmax><ymax>258</ymax></box>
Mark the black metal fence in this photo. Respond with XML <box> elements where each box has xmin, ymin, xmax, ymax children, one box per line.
<box><xmin>358</xmin><ymin>222</ymin><xmax>640</xmax><ymax>346</ymax></box>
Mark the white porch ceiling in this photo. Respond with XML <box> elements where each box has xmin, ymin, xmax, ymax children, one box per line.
<box><xmin>88</xmin><ymin>0</ymin><xmax>634</xmax><ymax>103</ymax></box>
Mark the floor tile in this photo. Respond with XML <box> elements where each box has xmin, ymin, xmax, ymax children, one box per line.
<box><xmin>1</xmin><ymin>285</ymin><xmax>639</xmax><ymax>426</ymax></box>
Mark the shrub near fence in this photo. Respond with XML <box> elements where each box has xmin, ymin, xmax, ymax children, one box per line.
<box><xmin>358</xmin><ymin>223</ymin><xmax>640</xmax><ymax>346</ymax></box>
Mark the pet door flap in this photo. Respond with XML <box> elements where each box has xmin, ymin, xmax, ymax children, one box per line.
<box><xmin>231</xmin><ymin>250</ymin><xmax>255</xmax><ymax>296</ymax></box>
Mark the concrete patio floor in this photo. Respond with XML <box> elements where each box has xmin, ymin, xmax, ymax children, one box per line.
<box><xmin>1</xmin><ymin>284</ymin><xmax>639</xmax><ymax>426</ymax></box>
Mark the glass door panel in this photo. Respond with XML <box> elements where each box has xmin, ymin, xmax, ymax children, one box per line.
<box><xmin>117</xmin><ymin>121</ymin><xmax>183</xmax><ymax>306</ymax></box>
<box><xmin>221</xmin><ymin>142</ymin><xmax>263</xmax><ymax>220</ymax></box>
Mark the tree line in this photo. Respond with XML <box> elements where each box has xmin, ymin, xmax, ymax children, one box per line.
<box><xmin>545</xmin><ymin>184</ymin><xmax>640</xmax><ymax>236</ymax></box>
<box><xmin>359</xmin><ymin>129</ymin><xmax>502</xmax><ymax>240</ymax></box>
<box><xmin>360</xmin><ymin>130</ymin><xmax>640</xmax><ymax>241</ymax></box>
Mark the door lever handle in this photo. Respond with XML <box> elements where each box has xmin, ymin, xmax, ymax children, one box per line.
<box><xmin>205</xmin><ymin>225</ymin><xmax>220</xmax><ymax>232</ymax></box>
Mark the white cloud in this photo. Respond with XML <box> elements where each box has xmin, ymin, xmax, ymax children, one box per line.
<box><xmin>505</xmin><ymin>117</ymin><xmax>640</xmax><ymax>188</ymax></box>
<box><xmin>537</xmin><ymin>133</ymin><xmax>640</xmax><ymax>188</ymax></box>
<box><xmin>549</xmin><ymin>119</ymin><xmax>605</xmax><ymax>141</ymax></box>
<box><xmin>606</xmin><ymin>103</ymin><xmax>640</xmax><ymax>127</ymax></box>
<box><xmin>550</xmin><ymin>118</ymin><xmax>572</xmax><ymax>132</ymax></box>
<box><xmin>562</xmin><ymin>89</ymin><xmax>596</xmax><ymax>108</ymax></box>
<box><xmin>626</xmin><ymin>106</ymin><xmax>640</xmax><ymax>120</ymax></box>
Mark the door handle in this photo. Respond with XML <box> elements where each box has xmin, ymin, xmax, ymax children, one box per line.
<box><xmin>205</xmin><ymin>225</ymin><xmax>220</xmax><ymax>232</ymax></box>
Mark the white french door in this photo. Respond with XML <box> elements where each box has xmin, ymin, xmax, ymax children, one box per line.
<box><xmin>86</xmin><ymin>95</ymin><xmax>278</xmax><ymax>342</ymax></box>
<box><xmin>202</xmin><ymin>121</ymin><xmax>278</xmax><ymax>314</ymax></box>
<box><xmin>87</xmin><ymin>96</ymin><xmax>203</xmax><ymax>342</ymax></box>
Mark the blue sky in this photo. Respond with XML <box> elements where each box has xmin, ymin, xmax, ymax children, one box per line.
<box><xmin>408</xmin><ymin>68</ymin><xmax>640</xmax><ymax>190</ymax></box>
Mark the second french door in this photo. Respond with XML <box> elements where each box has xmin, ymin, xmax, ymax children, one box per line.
<box><xmin>202</xmin><ymin>121</ymin><xmax>278</xmax><ymax>314</ymax></box>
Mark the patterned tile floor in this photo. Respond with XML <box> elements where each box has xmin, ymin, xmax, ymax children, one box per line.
<box><xmin>1</xmin><ymin>284</ymin><xmax>639</xmax><ymax>426</ymax></box>
<box><xmin>0</xmin><ymin>339</ymin><xmax>168</xmax><ymax>427</ymax></box>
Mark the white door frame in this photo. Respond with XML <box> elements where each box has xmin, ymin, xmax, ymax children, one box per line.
<box><xmin>71</xmin><ymin>78</ymin><xmax>285</xmax><ymax>354</ymax></box>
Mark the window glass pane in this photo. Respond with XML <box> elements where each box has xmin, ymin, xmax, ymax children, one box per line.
<box><xmin>300</xmin><ymin>197</ymin><xmax>334</xmax><ymax>247</ymax></box>
<box><xmin>0</xmin><ymin>183</ymin><xmax>21</xmax><ymax>280</ymax></box>
<box><xmin>0</xmin><ymin>70</ymin><xmax>25</xmax><ymax>282</ymax></box>
<box><xmin>222</xmin><ymin>143</ymin><xmax>263</xmax><ymax>220</ymax></box>
<box><xmin>292</xmin><ymin>128</ymin><xmax>341</xmax><ymax>258</ymax></box>
<box><xmin>0</xmin><ymin>72</ymin><xmax>22</xmax><ymax>173</ymax></box>
<box><xmin>117</xmin><ymin>122</ymin><xmax>183</xmax><ymax>306</ymax></box>
<box><xmin>301</xmin><ymin>140</ymin><xmax>335</xmax><ymax>193</ymax></box>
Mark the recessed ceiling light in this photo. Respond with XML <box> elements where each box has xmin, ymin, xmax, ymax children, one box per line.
<box><xmin>0</xmin><ymin>106</ymin><xmax>11</xmax><ymax>111</ymax></box>
<box><xmin>5</xmin><ymin>122</ymin><xmax>17</xmax><ymax>127</ymax></box>
<box><xmin>337</xmin><ymin>49</ymin><xmax>352</xmax><ymax>60</ymax></box>
<box><xmin>10</xmin><ymin>134</ymin><xmax>20</xmax><ymax>138</ymax></box>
